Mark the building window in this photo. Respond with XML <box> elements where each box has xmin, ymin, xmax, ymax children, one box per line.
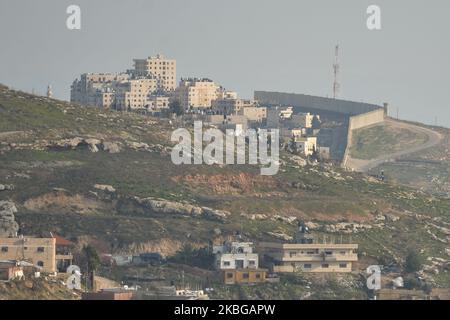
<box><xmin>304</xmin><ymin>264</ymin><xmax>312</xmax><ymax>269</ymax></box>
<box><xmin>340</xmin><ymin>251</ymin><xmax>346</xmax><ymax>255</ymax></box>
<box><xmin>37</xmin><ymin>261</ymin><xmax>44</xmax><ymax>267</ymax></box>
<box><xmin>339</xmin><ymin>263</ymin><xmax>347</xmax><ymax>268</ymax></box>
<box><xmin>289</xmin><ymin>251</ymin><xmax>297</xmax><ymax>257</ymax></box>
<box><xmin>256</xmin><ymin>273</ymin><xmax>261</xmax><ymax>279</ymax></box>
<box><xmin>37</xmin><ymin>247</ymin><xmax>45</xmax><ymax>253</ymax></box>
<box><xmin>1</xmin><ymin>246</ymin><xmax>8</xmax><ymax>253</ymax></box>
<box><xmin>321</xmin><ymin>264</ymin><xmax>329</xmax><ymax>268</ymax></box>
<box><xmin>242</xmin><ymin>273</ymin><xmax>249</xmax><ymax>279</ymax></box>
<box><xmin>226</xmin><ymin>272</ymin><xmax>233</xmax><ymax>279</ymax></box>
<box><xmin>223</xmin><ymin>261</ymin><xmax>231</xmax><ymax>267</ymax></box>
<box><xmin>325</xmin><ymin>251</ymin><xmax>333</xmax><ymax>255</ymax></box>
<box><xmin>248</xmin><ymin>260</ymin><xmax>256</xmax><ymax>267</ymax></box>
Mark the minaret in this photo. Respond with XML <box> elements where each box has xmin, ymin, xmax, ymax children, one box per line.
<box><xmin>46</xmin><ymin>85</ymin><xmax>53</xmax><ymax>98</ymax></box>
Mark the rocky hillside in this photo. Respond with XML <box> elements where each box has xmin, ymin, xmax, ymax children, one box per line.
<box><xmin>0</xmin><ymin>84</ymin><xmax>449</xmax><ymax>293</ymax></box>
<box><xmin>0</xmin><ymin>200</ymin><xmax>18</xmax><ymax>237</ymax></box>
<box><xmin>0</xmin><ymin>277</ymin><xmax>79</xmax><ymax>300</ymax></box>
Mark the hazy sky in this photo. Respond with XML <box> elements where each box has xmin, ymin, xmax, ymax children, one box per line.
<box><xmin>0</xmin><ymin>0</ymin><xmax>449</xmax><ymax>127</ymax></box>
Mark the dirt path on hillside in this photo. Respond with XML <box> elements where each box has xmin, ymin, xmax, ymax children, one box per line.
<box><xmin>346</xmin><ymin>119</ymin><xmax>444</xmax><ymax>172</ymax></box>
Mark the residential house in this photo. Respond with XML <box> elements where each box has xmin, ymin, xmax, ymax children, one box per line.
<box><xmin>213</xmin><ymin>242</ymin><xmax>259</xmax><ymax>270</ymax></box>
<box><xmin>0</xmin><ymin>235</ymin><xmax>73</xmax><ymax>273</ymax></box>
<box><xmin>213</xmin><ymin>241</ymin><xmax>268</xmax><ymax>285</ymax></box>
<box><xmin>258</xmin><ymin>223</ymin><xmax>358</xmax><ymax>273</ymax></box>
<box><xmin>294</xmin><ymin>136</ymin><xmax>317</xmax><ymax>156</ymax></box>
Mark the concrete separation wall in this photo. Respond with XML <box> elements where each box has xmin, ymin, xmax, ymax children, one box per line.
<box><xmin>254</xmin><ymin>91</ymin><xmax>385</xmax><ymax>166</ymax></box>
<box><xmin>349</xmin><ymin>109</ymin><xmax>385</xmax><ymax>130</ymax></box>
<box><xmin>254</xmin><ymin>91</ymin><xmax>381</xmax><ymax>116</ymax></box>
<box><xmin>341</xmin><ymin>109</ymin><xmax>386</xmax><ymax>167</ymax></box>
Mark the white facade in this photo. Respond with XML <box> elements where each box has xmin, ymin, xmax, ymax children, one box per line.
<box><xmin>295</xmin><ymin>136</ymin><xmax>317</xmax><ymax>156</ymax></box>
<box><xmin>133</xmin><ymin>54</ymin><xmax>177</xmax><ymax>91</ymax></box>
<box><xmin>174</xmin><ymin>78</ymin><xmax>220</xmax><ymax>110</ymax></box>
<box><xmin>214</xmin><ymin>242</ymin><xmax>259</xmax><ymax>270</ymax></box>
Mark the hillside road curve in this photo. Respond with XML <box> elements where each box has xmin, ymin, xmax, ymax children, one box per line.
<box><xmin>346</xmin><ymin>118</ymin><xmax>444</xmax><ymax>172</ymax></box>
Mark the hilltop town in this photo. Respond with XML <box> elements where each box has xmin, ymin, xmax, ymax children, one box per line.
<box><xmin>0</xmin><ymin>53</ymin><xmax>449</xmax><ymax>300</ymax></box>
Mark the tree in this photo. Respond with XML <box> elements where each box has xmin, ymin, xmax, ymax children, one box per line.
<box><xmin>81</xmin><ymin>244</ymin><xmax>100</xmax><ymax>273</ymax></box>
<box><xmin>403</xmin><ymin>274</ymin><xmax>421</xmax><ymax>289</ymax></box>
<box><xmin>169</xmin><ymin>244</ymin><xmax>215</xmax><ymax>270</ymax></box>
<box><xmin>169</xmin><ymin>99</ymin><xmax>184</xmax><ymax>116</ymax></box>
<box><xmin>404</xmin><ymin>250</ymin><xmax>422</xmax><ymax>273</ymax></box>
<box><xmin>311</xmin><ymin>115</ymin><xmax>321</xmax><ymax>129</ymax></box>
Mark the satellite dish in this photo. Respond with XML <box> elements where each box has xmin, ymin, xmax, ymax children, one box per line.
<box><xmin>392</xmin><ymin>277</ymin><xmax>404</xmax><ymax>288</ymax></box>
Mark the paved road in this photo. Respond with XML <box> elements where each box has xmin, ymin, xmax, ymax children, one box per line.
<box><xmin>346</xmin><ymin>118</ymin><xmax>444</xmax><ymax>172</ymax></box>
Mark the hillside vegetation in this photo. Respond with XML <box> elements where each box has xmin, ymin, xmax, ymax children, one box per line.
<box><xmin>0</xmin><ymin>84</ymin><xmax>449</xmax><ymax>296</ymax></box>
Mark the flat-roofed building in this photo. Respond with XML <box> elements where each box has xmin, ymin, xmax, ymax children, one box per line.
<box><xmin>70</xmin><ymin>54</ymin><xmax>176</xmax><ymax>109</ymax></box>
<box><xmin>115</xmin><ymin>78</ymin><xmax>158</xmax><ymax>110</ymax></box>
<box><xmin>0</xmin><ymin>235</ymin><xmax>73</xmax><ymax>273</ymax></box>
<box><xmin>212</xmin><ymin>98</ymin><xmax>255</xmax><ymax>115</ymax></box>
<box><xmin>133</xmin><ymin>53</ymin><xmax>177</xmax><ymax>91</ymax></box>
<box><xmin>222</xmin><ymin>268</ymin><xmax>267</xmax><ymax>285</ymax></box>
<box><xmin>0</xmin><ymin>237</ymin><xmax>56</xmax><ymax>273</ymax></box>
<box><xmin>258</xmin><ymin>242</ymin><xmax>358</xmax><ymax>273</ymax></box>
<box><xmin>258</xmin><ymin>223</ymin><xmax>358</xmax><ymax>273</ymax></box>
<box><xmin>238</xmin><ymin>106</ymin><xmax>267</xmax><ymax>123</ymax></box>
<box><xmin>147</xmin><ymin>95</ymin><xmax>170</xmax><ymax>110</ymax></box>
<box><xmin>213</xmin><ymin>241</ymin><xmax>259</xmax><ymax>270</ymax></box>
<box><xmin>294</xmin><ymin>136</ymin><xmax>317</xmax><ymax>156</ymax></box>
<box><xmin>0</xmin><ymin>261</ymin><xmax>24</xmax><ymax>281</ymax></box>
<box><xmin>70</xmin><ymin>73</ymin><xmax>130</xmax><ymax>108</ymax></box>
<box><xmin>174</xmin><ymin>78</ymin><xmax>220</xmax><ymax>110</ymax></box>
<box><xmin>216</xmin><ymin>90</ymin><xmax>238</xmax><ymax>100</ymax></box>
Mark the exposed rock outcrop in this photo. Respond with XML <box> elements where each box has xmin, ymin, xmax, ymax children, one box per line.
<box><xmin>102</xmin><ymin>141</ymin><xmax>121</xmax><ymax>154</ymax></box>
<box><xmin>94</xmin><ymin>184</ymin><xmax>116</xmax><ymax>193</ymax></box>
<box><xmin>85</xmin><ymin>138</ymin><xmax>101</xmax><ymax>153</ymax></box>
<box><xmin>132</xmin><ymin>196</ymin><xmax>230</xmax><ymax>221</ymax></box>
<box><xmin>266</xmin><ymin>231</ymin><xmax>293</xmax><ymax>241</ymax></box>
<box><xmin>0</xmin><ymin>201</ymin><xmax>19</xmax><ymax>237</ymax></box>
<box><xmin>2</xmin><ymin>137</ymin><xmax>171</xmax><ymax>155</ymax></box>
<box><xmin>0</xmin><ymin>184</ymin><xmax>14</xmax><ymax>191</ymax></box>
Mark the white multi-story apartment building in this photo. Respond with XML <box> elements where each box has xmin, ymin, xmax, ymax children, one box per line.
<box><xmin>213</xmin><ymin>242</ymin><xmax>259</xmax><ymax>270</ymax></box>
<box><xmin>70</xmin><ymin>73</ymin><xmax>130</xmax><ymax>108</ymax></box>
<box><xmin>70</xmin><ymin>54</ymin><xmax>176</xmax><ymax>109</ymax></box>
<box><xmin>114</xmin><ymin>78</ymin><xmax>159</xmax><ymax>110</ymax></box>
<box><xmin>258</xmin><ymin>224</ymin><xmax>358</xmax><ymax>273</ymax></box>
<box><xmin>132</xmin><ymin>54</ymin><xmax>176</xmax><ymax>91</ymax></box>
<box><xmin>174</xmin><ymin>78</ymin><xmax>220</xmax><ymax>110</ymax></box>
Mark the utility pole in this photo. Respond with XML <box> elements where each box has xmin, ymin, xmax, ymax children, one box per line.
<box><xmin>333</xmin><ymin>44</ymin><xmax>340</xmax><ymax>99</ymax></box>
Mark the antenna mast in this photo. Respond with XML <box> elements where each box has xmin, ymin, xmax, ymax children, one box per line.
<box><xmin>333</xmin><ymin>45</ymin><xmax>340</xmax><ymax>99</ymax></box>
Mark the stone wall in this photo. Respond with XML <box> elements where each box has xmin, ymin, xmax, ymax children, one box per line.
<box><xmin>341</xmin><ymin>109</ymin><xmax>385</xmax><ymax>167</ymax></box>
<box><xmin>254</xmin><ymin>91</ymin><xmax>381</xmax><ymax>116</ymax></box>
<box><xmin>254</xmin><ymin>91</ymin><xmax>385</xmax><ymax>165</ymax></box>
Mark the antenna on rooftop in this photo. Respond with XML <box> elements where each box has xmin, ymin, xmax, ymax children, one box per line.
<box><xmin>333</xmin><ymin>45</ymin><xmax>340</xmax><ymax>99</ymax></box>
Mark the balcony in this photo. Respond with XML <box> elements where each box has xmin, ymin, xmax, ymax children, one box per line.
<box><xmin>279</xmin><ymin>253</ymin><xmax>358</xmax><ymax>263</ymax></box>
<box><xmin>55</xmin><ymin>253</ymin><xmax>73</xmax><ymax>260</ymax></box>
